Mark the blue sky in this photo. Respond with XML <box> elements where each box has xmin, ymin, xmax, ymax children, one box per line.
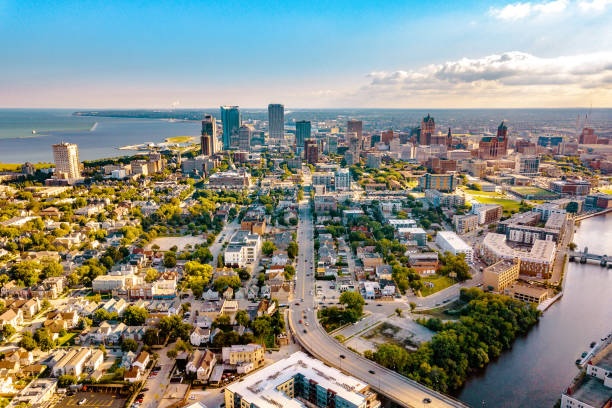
<box><xmin>0</xmin><ymin>0</ymin><xmax>611</xmax><ymax>108</ymax></box>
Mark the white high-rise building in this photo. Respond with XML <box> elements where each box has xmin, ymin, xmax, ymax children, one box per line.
<box><xmin>335</xmin><ymin>168</ymin><xmax>351</xmax><ymax>191</ymax></box>
<box><xmin>52</xmin><ymin>142</ymin><xmax>81</xmax><ymax>179</ymax></box>
<box><xmin>268</xmin><ymin>103</ymin><xmax>284</xmax><ymax>146</ymax></box>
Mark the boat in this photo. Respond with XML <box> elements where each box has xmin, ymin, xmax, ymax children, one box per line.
<box><xmin>32</xmin><ymin>130</ymin><xmax>36</xmax><ymax>134</ymax></box>
<box><xmin>581</xmin><ymin>352</ymin><xmax>588</xmax><ymax>358</ymax></box>
<box><xmin>590</xmin><ymin>341</ymin><xmax>596</xmax><ymax>348</ymax></box>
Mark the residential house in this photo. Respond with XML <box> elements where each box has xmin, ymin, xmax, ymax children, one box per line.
<box><xmin>124</xmin><ymin>367</ymin><xmax>141</xmax><ymax>383</ymax></box>
<box><xmin>0</xmin><ymin>309</ymin><xmax>23</xmax><ymax>328</ymax></box>
<box><xmin>190</xmin><ymin>327</ymin><xmax>211</xmax><ymax>347</ymax></box>
<box><xmin>221</xmin><ymin>344</ymin><xmax>265</xmax><ymax>374</ymax></box>
<box><xmin>133</xmin><ymin>351</ymin><xmax>150</xmax><ymax>372</ymax></box>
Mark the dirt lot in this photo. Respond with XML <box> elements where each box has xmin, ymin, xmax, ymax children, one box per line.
<box><xmin>58</xmin><ymin>391</ymin><xmax>127</xmax><ymax>408</ymax></box>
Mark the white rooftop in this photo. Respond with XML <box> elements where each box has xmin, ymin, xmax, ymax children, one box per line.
<box><xmin>226</xmin><ymin>351</ymin><xmax>370</xmax><ymax>408</ymax></box>
<box><xmin>436</xmin><ymin>231</ymin><xmax>471</xmax><ymax>251</ymax></box>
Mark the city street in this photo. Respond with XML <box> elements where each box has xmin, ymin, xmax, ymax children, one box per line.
<box><xmin>290</xmin><ymin>201</ymin><xmax>468</xmax><ymax>408</ymax></box>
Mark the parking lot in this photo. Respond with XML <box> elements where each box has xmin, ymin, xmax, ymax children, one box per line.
<box><xmin>59</xmin><ymin>392</ymin><xmax>126</xmax><ymax>408</ymax></box>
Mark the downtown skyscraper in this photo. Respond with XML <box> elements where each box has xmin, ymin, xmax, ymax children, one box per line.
<box><xmin>201</xmin><ymin>114</ymin><xmax>217</xmax><ymax>156</ymax></box>
<box><xmin>221</xmin><ymin>106</ymin><xmax>241</xmax><ymax>150</ymax></box>
<box><xmin>268</xmin><ymin>103</ymin><xmax>284</xmax><ymax>146</ymax></box>
<box><xmin>295</xmin><ymin>120</ymin><xmax>311</xmax><ymax>153</ymax></box>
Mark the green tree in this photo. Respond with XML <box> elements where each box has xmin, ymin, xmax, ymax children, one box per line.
<box><xmin>123</xmin><ymin>306</ymin><xmax>149</xmax><ymax>326</ymax></box>
<box><xmin>235</xmin><ymin>310</ymin><xmax>250</xmax><ymax>327</ymax></box>
<box><xmin>212</xmin><ymin>275</ymin><xmax>241</xmax><ymax>292</ymax></box>
<box><xmin>41</xmin><ymin>260</ymin><xmax>64</xmax><ymax>279</ymax></box>
<box><xmin>19</xmin><ymin>332</ymin><xmax>37</xmax><ymax>351</ymax></box>
<box><xmin>287</xmin><ymin>241</ymin><xmax>298</xmax><ymax>259</ymax></box>
<box><xmin>262</xmin><ymin>241</ymin><xmax>277</xmax><ymax>256</ymax></box>
<box><xmin>121</xmin><ymin>338</ymin><xmax>139</xmax><ymax>352</ymax></box>
<box><xmin>339</xmin><ymin>291</ymin><xmax>365</xmax><ymax>316</ymax></box>
<box><xmin>144</xmin><ymin>268</ymin><xmax>160</xmax><ymax>283</ymax></box>
<box><xmin>163</xmin><ymin>252</ymin><xmax>177</xmax><ymax>268</ymax></box>
<box><xmin>1</xmin><ymin>324</ymin><xmax>16</xmax><ymax>341</ymax></box>
<box><xmin>34</xmin><ymin>328</ymin><xmax>54</xmax><ymax>351</ymax></box>
<box><xmin>58</xmin><ymin>374</ymin><xmax>78</xmax><ymax>388</ymax></box>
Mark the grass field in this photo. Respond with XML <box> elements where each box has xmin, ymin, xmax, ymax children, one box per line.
<box><xmin>0</xmin><ymin>162</ymin><xmax>54</xmax><ymax>172</ymax></box>
<box><xmin>462</xmin><ymin>189</ymin><xmax>523</xmax><ymax>214</ymax></box>
<box><xmin>57</xmin><ymin>332</ymin><xmax>78</xmax><ymax>346</ymax></box>
<box><xmin>165</xmin><ymin>136</ymin><xmax>196</xmax><ymax>143</ymax></box>
<box><xmin>510</xmin><ymin>186</ymin><xmax>558</xmax><ymax>199</ymax></box>
<box><xmin>420</xmin><ymin>275</ymin><xmax>455</xmax><ymax>297</ymax></box>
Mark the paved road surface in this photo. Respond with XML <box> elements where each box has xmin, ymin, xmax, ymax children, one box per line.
<box><xmin>290</xmin><ymin>201</ymin><xmax>469</xmax><ymax>408</ymax></box>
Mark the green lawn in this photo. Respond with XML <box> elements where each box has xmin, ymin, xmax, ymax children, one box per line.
<box><xmin>510</xmin><ymin>186</ymin><xmax>558</xmax><ymax>199</ymax></box>
<box><xmin>461</xmin><ymin>189</ymin><xmax>522</xmax><ymax>214</ymax></box>
<box><xmin>57</xmin><ymin>332</ymin><xmax>78</xmax><ymax>346</ymax></box>
<box><xmin>420</xmin><ymin>275</ymin><xmax>455</xmax><ymax>297</ymax></box>
<box><xmin>165</xmin><ymin>136</ymin><xmax>195</xmax><ymax>143</ymax></box>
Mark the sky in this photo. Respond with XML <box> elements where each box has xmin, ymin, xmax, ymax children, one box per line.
<box><xmin>0</xmin><ymin>0</ymin><xmax>611</xmax><ymax>109</ymax></box>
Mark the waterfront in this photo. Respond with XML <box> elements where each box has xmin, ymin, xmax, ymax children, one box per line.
<box><xmin>0</xmin><ymin>110</ymin><xmax>199</xmax><ymax>163</ymax></box>
<box><xmin>458</xmin><ymin>213</ymin><xmax>612</xmax><ymax>407</ymax></box>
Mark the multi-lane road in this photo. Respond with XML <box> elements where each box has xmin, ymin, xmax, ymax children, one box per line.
<box><xmin>290</xmin><ymin>201</ymin><xmax>469</xmax><ymax>408</ymax></box>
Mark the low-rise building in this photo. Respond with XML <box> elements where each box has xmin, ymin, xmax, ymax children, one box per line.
<box><xmin>504</xmin><ymin>283</ymin><xmax>548</xmax><ymax>304</ymax></box>
<box><xmin>408</xmin><ymin>253</ymin><xmax>440</xmax><ymax>276</ymax></box>
<box><xmin>224</xmin><ymin>351</ymin><xmax>380</xmax><ymax>408</ymax></box>
<box><xmin>453</xmin><ymin>214</ymin><xmax>479</xmax><ymax>234</ymax></box>
<box><xmin>221</xmin><ymin>344</ymin><xmax>264</xmax><ymax>374</ymax></box>
<box><xmin>435</xmin><ymin>231</ymin><xmax>473</xmax><ymax>263</ymax></box>
<box><xmin>483</xmin><ymin>259</ymin><xmax>520</xmax><ymax>292</ymax></box>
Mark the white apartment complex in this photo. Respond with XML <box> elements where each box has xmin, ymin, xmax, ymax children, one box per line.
<box><xmin>435</xmin><ymin>231</ymin><xmax>474</xmax><ymax>263</ymax></box>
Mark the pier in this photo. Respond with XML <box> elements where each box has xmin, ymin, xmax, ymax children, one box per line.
<box><xmin>568</xmin><ymin>247</ymin><xmax>611</xmax><ymax>267</ymax></box>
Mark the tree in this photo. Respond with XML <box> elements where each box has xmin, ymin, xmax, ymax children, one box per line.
<box><xmin>284</xmin><ymin>264</ymin><xmax>296</xmax><ymax>279</ymax></box>
<box><xmin>339</xmin><ymin>291</ymin><xmax>365</xmax><ymax>316</ymax></box>
<box><xmin>167</xmin><ymin>349</ymin><xmax>177</xmax><ymax>359</ymax></box>
<box><xmin>287</xmin><ymin>241</ymin><xmax>298</xmax><ymax>259</ymax></box>
<box><xmin>58</xmin><ymin>374</ymin><xmax>78</xmax><ymax>388</ymax></box>
<box><xmin>235</xmin><ymin>310</ymin><xmax>250</xmax><ymax>327</ymax></box>
<box><xmin>41</xmin><ymin>260</ymin><xmax>64</xmax><ymax>279</ymax></box>
<box><xmin>19</xmin><ymin>332</ymin><xmax>37</xmax><ymax>351</ymax></box>
<box><xmin>395</xmin><ymin>308</ymin><xmax>403</xmax><ymax>317</ymax></box>
<box><xmin>123</xmin><ymin>306</ymin><xmax>149</xmax><ymax>326</ymax></box>
<box><xmin>568</xmin><ymin>242</ymin><xmax>577</xmax><ymax>251</ymax></box>
<box><xmin>34</xmin><ymin>328</ymin><xmax>54</xmax><ymax>351</ymax></box>
<box><xmin>262</xmin><ymin>241</ymin><xmax>277</xmax><ymax>256</ymax></box>
<box><xmin>409</xmin><ymin>302</ymin><xmax>417</xmax><ymax>312</ymax></box>
<box><xmin>163</xmin><ymin>252</ymin><xmax>177</xmax><ymax>268</ymax></box>
<box><xmin>144</xmin><ymin>268</ymin><xmax>160</xmax><ymax>283</ymax></box>
<box><xmin>1</xmin><ymin>324</ymin><xmax>15</xmax><ymax>341</ymax></box>
<box><xmin>212</xmin><ymin>275</ymin><xmax>241</xmax><ymax>292</ymax></box>
<box><xmin>10</xmin><ymin>260</ymin><xmax>40</xmax><ymax>286</ymax></box>
<box><xmin>121</xmin><ymin>338</ymin><xmax>139</xmax><ymax>352</ymax></box>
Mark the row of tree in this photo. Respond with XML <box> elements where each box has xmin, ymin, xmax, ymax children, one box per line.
<box><xmin>365</xmin><ymin>288</ymin><xmax>541</xmax><ymax>393</ymax></box>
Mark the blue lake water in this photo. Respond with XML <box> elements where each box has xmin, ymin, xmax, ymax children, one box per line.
<box><xmin>0</xmin><ymin>109</ymin><xmax>200</xmax><ymax>162</ymax></box>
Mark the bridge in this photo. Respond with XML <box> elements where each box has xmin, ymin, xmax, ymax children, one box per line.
<box><xmin>569</xmin><ymin>246</ymin><xmax>611</xmax><ymax>267</ymax></box>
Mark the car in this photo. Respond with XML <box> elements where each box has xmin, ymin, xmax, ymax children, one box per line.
<box><xmin>303</xmin><ymin>329</ymin><xmax>307</xmax><ymax>333</ymax></box>
<box><xmin>298</xmin><ymin>319</ymin><xmax>302</xmax><ymax>324</ymax></box>
<box><xmin>423</xmin><ymin>398</ymin><xmax>432</xmax><ymax>403</ymax></box>
<box><xmin>305</xmin><ymin>322</ymin><xmax>309</xmax><ymax>326</ymax></box>
<box><xmin>377</xmin><ymin>303</ymin><xmax>382</xmax><ymax>306</ymax></box>
<box><xmin>78</xmin><ymin>399</ymin><xmax>87</xmax><ymax>405</ymax></box>
<box><xmin>142</xmin><ymin>388</ymin><xmax>149</xmax><ymax>392</ymax></box>
<box><xmin>294</xmin><ymin>302</ymin><xmax>300</xmax><ymax>306</ymax></box>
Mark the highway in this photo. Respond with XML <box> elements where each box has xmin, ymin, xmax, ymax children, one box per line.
<box><xmin>290</xmin><ymin>201</ymin><xmax>470</xmax><ymax>408</ymax></box>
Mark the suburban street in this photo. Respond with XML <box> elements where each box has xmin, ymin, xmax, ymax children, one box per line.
<box><xmin>290</xmin><ymin>201</ymin><xmax>469</xmax><ymax>408</ymax></box>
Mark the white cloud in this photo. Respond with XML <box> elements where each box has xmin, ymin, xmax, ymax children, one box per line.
<box><xmin>355</xmin><ymin>51</ymin><xmax>612</xmax><ymax>107</ymax></box>
<box><xmin>577</xmin><ymin>0</ymin><xmax>612</xmax><ymax>11</ymax></box>
<box><xmin>488</xmin><ymin>0</ymin><xmax>611</xmax><ymax>20</ymax></box>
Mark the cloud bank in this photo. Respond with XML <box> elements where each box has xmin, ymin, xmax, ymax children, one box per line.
<box><xmin>353</xmin><ymin>51</ymin><xmax>612</xmax><ymax>107</ymax></box>
<box><xmin>488</xmin><ymin>0</ymin><xmax>611</xmax><ymax>20</ymax></box>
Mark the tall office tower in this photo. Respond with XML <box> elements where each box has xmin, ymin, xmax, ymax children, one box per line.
<box><xmin>479</xmin><ymin>121</ymin><xmax>509</xmax><ymax>159</ymax></box>
<box><xmin>327</xmin><ymin>135</ymin><xmax>338</xmax><ymax>154</ymax></box>
<box><xmin>304</xmin><ymin>139</ymin><xmax>319</xmax><ymax>165</ymax></box>
<box><xmin>335</xmin><ymin>168</ymin><xmax>351</xmax><ymax>191</ymax></box>
<box><xmin>268</xmin><ymin>103</ymin><xmax>285</xmax><ymax>145</ymax></box>
<box><xmin>420</xmin><ymin>114</ymin><xmax>435</xmax><ymax>145</ymax></box>
<box><xmin>220</xmin><ymin>106</ymin><xmax>241</xmax><ymax>150</ymax></box>
<box><xmin>201</xmin><ymin>114</ymin><xmax>217</xmax><ymax>156</ymax></box>
<box><xmin>347</xmin><ymin>120</ymin><xmax>363</xmax><ymax>150</ymax></box>
<box><xmin>447</xmin><ymin>127</ymin><xmax>453</xmax><ymax>148</ymax></box>
<box><xmin>348</xmin><ymin>132</ymin><xmax>361</xmax><ymax>157</ymax></box>
<box><xmin>52</xmin><ymin>142</ymin><xmax>81</xmax><ymax>179</ymax></box>
<box><xmin>238</xmin><ymin>125</ymin><xmax>252</xmax><ymax>152</ymax></box>
<box><xmin>381</xmin><ymin>129</ymin><xmax>394</xmax><ymax>145</ymax></box>
<box><xmin>295</xmin><ymin>120</ymin><xmax>311</xmax><ymax>152</ymax></box>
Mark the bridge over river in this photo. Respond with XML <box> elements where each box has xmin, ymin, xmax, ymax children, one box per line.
<box><xmin>569</xmin><ymin>246</ymin><xmax>611</xmax><ymax>267</ymax></box>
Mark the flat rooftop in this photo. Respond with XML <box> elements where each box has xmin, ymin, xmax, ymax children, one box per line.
<box><xmin>226</xmin><ymin>351</ymin><xmax>370</xmax><ymax>408</ymax></box>
<box><xmin>485</xmin><ymin>260</ymin><xmax>518</xmax><ymax>275</ymax></box>
<box><xmin>568</xmin><ymin>375</ymin><xmax>611</xmax><ymax>408</ymax></box>
<box><xmin>436</xmin><ymin>231</ymin><xmax>472</xmax><ymax>251</ymax></box>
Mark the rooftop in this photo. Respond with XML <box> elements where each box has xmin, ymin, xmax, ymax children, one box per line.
<box><xmin>485</xmin><ymin>259</ymin><xmax>519</xmax><ymax>275</ymax></box>
<box><xmin>567</xmin><ymin>375</ymin><xmax>611</xmax><ymax>408</ymax></box>
<box><xmin>226</xmin><ymin>351</ymin><xmax>371</xmax><ymax>408</ymax></box>
<box><xmin>436</xmin><ymin>231</ymin><xmax>472</xmax><ymax>251</ymax></box>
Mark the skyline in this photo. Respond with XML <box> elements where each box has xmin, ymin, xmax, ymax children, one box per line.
<box><xmin>1</xmin><ymin>0</ymin><xmax>611</xmax><ymax>108</ymax></box>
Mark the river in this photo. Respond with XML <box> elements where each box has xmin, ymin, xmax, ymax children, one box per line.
<box><xmin>458</xmin><ymin>213</ymin><xmax>612</xmax><ymax>408</ymax></box>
